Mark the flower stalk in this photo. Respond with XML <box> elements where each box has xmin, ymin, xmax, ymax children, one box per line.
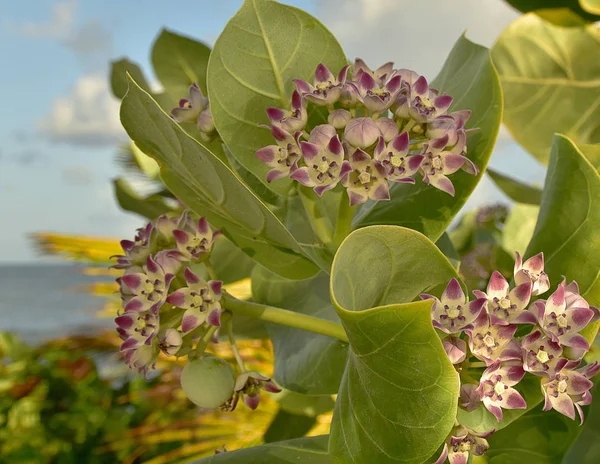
<box><xmin>221</xmin><ymin>293</ymin><xmax>349</xmax><ymax>343</ymax></box>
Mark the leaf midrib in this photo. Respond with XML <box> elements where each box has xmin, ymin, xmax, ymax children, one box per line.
<box><xmin>252</xmin><ymin>0</ymin><xmax>287</xmax><ymax>107</ymax></box>
<box><xmin>501</xmin><ymin>75</ymin><xmax>600</xmax><ymax>88</ymax></box>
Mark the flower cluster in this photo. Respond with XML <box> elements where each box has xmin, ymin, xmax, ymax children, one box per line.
<box><xmin>424</xmin><ymin>252</ymin><xmax>599</xmax><ymax>464</ymax></box>
<box><xmin>256</xmin><ymin>60</ymin><xmax>479</xmax><ymax>204</ymax></box>
<box><xmin>170</xmin><ymin>83</ymin><xmax>216</xmax><ymax>141</ymax></box>
<box><xmin>113</xmin><ymin>212</ymin><xmax>277</xmax><ymax>411</ymax></box>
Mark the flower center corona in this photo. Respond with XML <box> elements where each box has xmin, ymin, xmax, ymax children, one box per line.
<box><xmin>494</xmin><ymin>381</ymin><xmax>506</xmax><ymax>396</ymax></box>
<box><xmin>358</xmin><ymin>171</ymin><xmax>371</xmax><ymax>184</ymax></box>
<box><xmin>483</xmin><ymin>334</ymin><xmax>496</xmax><ymax>348</ymax></box>
<box><xmin>536</xmin><ymin>349</ymin><xmax>550</xmax><ymax>364</ymax></box>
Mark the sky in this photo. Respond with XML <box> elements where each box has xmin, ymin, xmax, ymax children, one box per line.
<box><xmin>0</xmin><ymin>0</ymin><xmax>545</xmax><ymax>263</ymax></box>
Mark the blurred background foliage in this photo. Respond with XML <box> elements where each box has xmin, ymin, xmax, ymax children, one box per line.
<box><xmin>3</xmin><ymin>0</ymin><xmax>599</xmax><ymax>462</ymax></box>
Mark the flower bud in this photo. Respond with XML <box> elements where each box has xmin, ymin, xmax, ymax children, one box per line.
<box><xmin>181</xmin><ymin>355</ymin><xmax>235</xmax><ymax>409</ymax></box>
<box><xmin>374</xmin><ymin>117</ymin><xmax>399</xmax><ymax>142</ymax></box>
<box><xmin>198</xmin><ymin>109</ymin><xmax>215</xmax><ymax>134</ymax></box>
<box><xmin>344</xmin><ymin>117</ymin><xmax>380</xmax><ymax>148</ymax></box>
<box><xmin>328</xmin><ymin>109</ymin><xmax>352</xmax><ymax>129</ymax></box>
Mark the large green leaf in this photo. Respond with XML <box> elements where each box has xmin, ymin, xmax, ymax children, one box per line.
<box><xmin>110</xmin><ymin>58</ymin><xmax>150</xmax><ymax>99</ymax></box>
<box><xmin>207</xmin><ymin>0</ymin><xmax>347</xmax><ymax>196</ymax></box>
<box><xmin>151</xmin><ymin>29</ymin><xmax>212</xmax><ymax>101</ymax></box>
<box><xmin>354</xmin><ymin>35</ymin><xmax>502</xmax><ymax>241</ymax></box>
<box><xmin>492</xmin><ymin>14</ymin><xmax>600</xmax><ymax>164</ymax></box>
<box><xmin>329</xmin><ymin>226</ymin><xmax>461</xmax><ymax>464</ymax></box>
<box><xmin>113</xmin><ymin>178</ymin><xmax>174</xmax><ymax>220</ymax></box>
<box><xmin>252</xmin><ymin>266</ymin><xmax>348</xmax><ymax>395</ymax></box>
<box><xmin>487</xmin><ymin>168</ymin><xmax>542</xmax><ymax>205</ymax></box>
<box><xmin>263</xmin><ymin>409</ymin><xmax>317</xmax><ymax>444</ymax></box>
<box><xmin>564</xmin><ymin>384</ymin><xmax>600</xmax><ymax>462</ymax></box>
<box><xmin>526</xmin><ymin>135</ymin><xmax>600</xmax><ymax>308</ymax></box>
<box><xmin>505</xmin><ymin>0</ymin><xmax>600</xmax><ymax>22</ymax></box>
<box><xmin>485</xmin><ymin>405</ymin><xmax>582</xmax><ymax>464</ymax></box>
<box><xmin>120</xmin><ymin>77</ymin><xmax>319</xmax><ymax>279</ymax></box>
<box><xmin>502</xmin><ymin>203</ymin><xmax>540</xmax><ymax>255</ymax></box>
<box><xmin>194</xmin><ymin>435</ymin><xmax>332</xmax><ymax>463</ymax></box>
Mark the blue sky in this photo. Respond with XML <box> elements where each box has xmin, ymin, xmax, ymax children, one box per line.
<box><xmin>0</xmin><ymin>0</ymin><xmax>545</xmax><ymax>262</ymax></box>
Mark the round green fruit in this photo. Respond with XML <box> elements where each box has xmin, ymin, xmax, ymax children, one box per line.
<box><xmin>181</xmin><ymin>355</ymin><xmax>235</xmax><ymax>409</ymax></box>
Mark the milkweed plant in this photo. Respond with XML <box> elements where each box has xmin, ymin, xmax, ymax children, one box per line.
<box><xmin>110</xmin><ymin>0</ymin><xmax>600</xmax><ymax>462</ymax></box>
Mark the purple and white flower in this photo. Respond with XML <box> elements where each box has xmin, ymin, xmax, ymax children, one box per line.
<box><xmin>521</xmin><ymin>329</ymin><xmax>563</xmax><ymax>376</ymax></box>
<box><xmin>420</xmin><ymin>278</ymin><xmax>486</xmax><ymax>334</ymax></box>
<box><xmin>256</xmin><ymin>126</ymin><xmax>302</xmax><ymax>182</ymax></box>
<box><xmin>265</xmin><ymin>90</ymin><xmax>307</xmax><ymax>133</ymax></box>
<box><xmin>112</xmin><ymin>222</ymin><xmax>153</xmax><ymax>269</ymax></box>
<box><xmin>466</xmin><ymin>310</ymin><xmax>522</xmax><ymax>366</ymax></box>
<box><xmin>530</xmin><ymin>279</ymin><xmax>594</xmax><ymax>352</ymax></box>
<box><xmin>420</xmin><ymin>134</ymin><xmax>478</xmax><ymax>196</ymax></box>
<box><xmin>166</xmin><ymin>268</ymin><xmax>223</xmax><ymax>334</ymax></box>
<box><xmin>514</xmin><ymin>252</ymin><xmax>550</xmax><ymax>296</ymax></box>
<box><xmin>349</xmin><ymin>69</ymin><xmax>402</xmax><ymax>113</ymax></box>
<box><xmin>400</xmin><ymin>75</ymin><xmax>453</xmax><ymax>122</ymax></box>
<box><xmin>119</xmin><ymin>255</ymin><xmax>175</xmax><ymax>313</ymax></box>
<box><xmin>293</xmin><ymin>64</ymin><xmax>350</xmax><ymax>106</ymax></box>
<box><xmin>373</xmin><ymin>133</ymin><xmax>424</xmax><ymax>183</ymax></box>
<box><xmin>353</xmin><ymin>59</ymin><xmax>395</xmax><ymax>86</ymax></box>
<box><xmin>328</xmin><ymin>109</ymin><xmax>352</xmax><ymax>129</ymax></box>
<box><xmin>426</xmin><ymin>110</ymin><xmax>471</xmax><ymax>147</ymax></box>
<box><xmin>172</xmin><ymin>215</ymin><xmax>221</xmax><ymax>261</ymax></box>
<box><xmin>233</xmin><ymin>371</ymin><xmax>281</xmax><ymax>410</ymax></box>
<box><xmin>477</xmin><ymin>361</ymin><xmax>527</xmax><ymax>421</ymax></box>
<box><xmin>542</xmin><ymin>361</ymin><xmax>600</xmax><ymax>423</ymax></box>
<box><xmin>443</xmin><ymin>335</ymin><xmax>468</xmax><ymax>365</ymax></box>
<box><xmin>171</xmin><ymin>83</ymin><xmax>214</xmax><ymax>136</ymax></box>
<box><xmin>290</xmin><ymin>132</ymin><xmax>352</xmax><ymax>196</ymax></box>
<box><xmin>472</xmin><ymin>271</ymin><xmax>535</xmax><ymax>325</ymax></box>
<box><xmin>435</xmin><ymin>426</ymin><xmax>493</xmax><ymax>464</ymax></box>
<box><xmin>342</xmin><ymin>148</ymin><xmax>389</xmax><ymax>205</ymax></box>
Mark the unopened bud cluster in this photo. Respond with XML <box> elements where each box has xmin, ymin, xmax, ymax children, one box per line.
<box><xmin>256</xmin><ymin>59</ymin><xmax>479</xmax><ymax>204</ymax></box>
<box><xmin>112</xmin><ymin>211</ymin><xmax>278</xmax><ymax>411</ymax></box>
<box><xmin>426</xmin><ymin>253</ymin><xmax>599</xmax><ymax>464</ymax></box>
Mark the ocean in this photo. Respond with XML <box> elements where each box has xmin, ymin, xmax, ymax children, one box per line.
<box><xmin>0</xmin><ymin>264</ymin><xmax>115</xmax><ymax>343</ymax></box>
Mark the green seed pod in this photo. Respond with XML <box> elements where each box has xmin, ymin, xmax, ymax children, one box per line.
<box><xmin>181</xmin><ymin>355</ymin><xmax>235</xmax><ymax>409</ymax></box>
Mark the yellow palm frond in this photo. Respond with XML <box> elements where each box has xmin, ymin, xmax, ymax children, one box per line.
<box><xmin>31</xmin><ymin>232</ymin><xmax>122</xmax><ymax>263</ymax></box>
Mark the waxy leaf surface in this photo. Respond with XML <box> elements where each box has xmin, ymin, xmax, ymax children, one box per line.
<box><xmin>329</xmin><ymin>226</ymin><xmax>461</xmax><ymax>463</ymax></box>
<box><xmin>492</xmin><ymin>14</ymin><xmax>600</xmax><ymax>164</ymax></box>
<box><xmin>207</xmin><ymin>0</ymin><xmax>347</xmax><ymax>195</ymax></box>
<box><xmin>120</xmin><ymin>78</ymin><xmax>319</xmax><ymax>279</ymax></box>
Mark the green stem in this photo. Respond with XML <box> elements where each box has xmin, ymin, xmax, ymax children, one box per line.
<box><xmin>298</xmin><ymin>186</ymin><xmax>334</xmax><ymax>245</ymax></box>
<box><xmin>204</xmin><ymin>259</ymin><xmax>218</xmax><ymax>281</ymax></box>
<box><xmin>194</xmin><ymin>324</ymin><xmax>218</xmax><ymax>356</ymax></box>
<box><xmin>332</xmin><ymin>190</ymin><xmax>354</xmax><ymax>248</ymax></box>
<box><xmin>222</xmin><ymin>294</ymin><xmax>349</xmax><ymax>343</ymax></box>
<box><xmin>223</xmin><ymin>312</ymin><xmax>247</xmax><ymax>373</ymax></box>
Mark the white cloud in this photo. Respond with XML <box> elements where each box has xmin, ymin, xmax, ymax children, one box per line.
<box><xmin>316</xmin><ymin>0</ymin><xmax>519</xmax><ymax>79</ymax></box>
<box><xmin>38</xmin><ymin>74</ymin><xmax>124</xmax><ymax>147</ymax></box>
<box><xmin>12</xmin><ymin>0</ymin><xmax>77</xmax><ymax>39</ymax></box>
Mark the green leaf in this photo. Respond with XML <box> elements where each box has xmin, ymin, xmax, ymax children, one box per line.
<box><xmin>581</xmin><ymin>0</ymin><xmax>600</xmax><ymax>14</ymax></box>
<box><xmin>207</xmin><ymin>0</ymin><xmax>347</xmax><ymax>196</ymax></box>
<box><xmin>113</xmin><ymin>177</ymin><xmax>175</xmax><ymax>220</ymax></box>
<box><xmin>274</xmin><ymin>389</ymin><xmax>335</xmax><ymax>417</ymax></box>
<box><xmin>110</xmin><ymin>58</ymin><xmax>150</xmax><ymax>99</ymax></box>
<box><xmin>563</xmin><ymin>384</ymin><xmax>600</xmax><ymax>462</ymax></box>
<box><xmin>505</xmin><ymin>0</ymin><xmax>600</xmax><ymax>22</ymax></box>
<box><xmin>329</xmin><ymin>226</ymin><xmax>461</xmax><ymax>464</ymax></box>
<box><xmin>486</xmin><ymin>405</ymin><xmax>581</xmax><ymax>464</ymax></box>
<box><xmin>193</xmin><ymin>435</ymin><xmax>332</xmax><ymax>463</ymax></box>
<box><xmin>151</xmin><ymin>29</ymin><xmax>212</xmax><ymax>102</ymax></box>
<box><xmin>189</xmin><ymin>236</ymin><xmax>255</xmax><ymax>285</ymax></box>
<box><xmin>492</xmin><ymin>14</ymin><xmax>600</xmax><ymax>164</ymax></box>
<box><xmin>263</xmin><ymin>409</ymin><xmax>317</xmax><ymax>444</ymax></box>
<box><xmin>436</xmin><ymin>232</ymin><xmax>461</xmax><ymax>269</ymax></box>
<box><xmin>120</xmin><ymin>76</ymin><xmax>319</xmax><ymax>279</ymax></box>
<box><xmin>502</xmin><ymin>203</ymin><xmax>540</xmax><ymax>256</ymax></box>
<box><xmin>487</xmin><ymin>168</ymin><xmax>542</xmax><ymax>205</ymax></box>
<box><xmin>252</xmin><ymin>266</ymin><xmax>348</xmax><ymax>395</ymax></box>
<box><xmin>354</xmin><ymin>35</ymin><xmax>502</xmax><ymax>241</ymax></box>
<box><xmin>525</xmin><ymin>135</ymin><xmax>600</xmax><ymax>308</ymax></box>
